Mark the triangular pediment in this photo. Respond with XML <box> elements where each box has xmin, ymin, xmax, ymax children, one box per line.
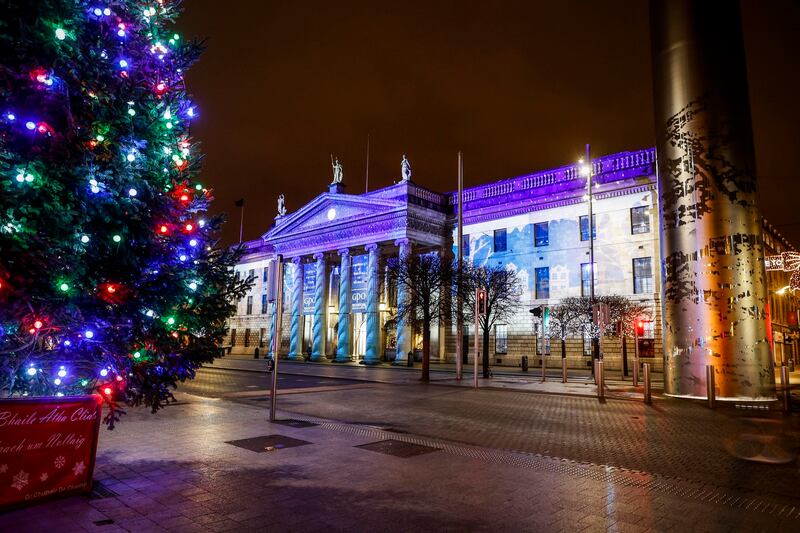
<box><xmin>264</xmin><ymin>193</ymin><xmax>405</xmax><ymax>241</ymax></box>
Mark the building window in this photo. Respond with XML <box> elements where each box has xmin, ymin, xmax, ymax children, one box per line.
<box><xmin>631</xmin><ymin>206</ymin><xmax>651</xmax><ymax>234</ymax></box>
<box><xmin>248</xmin><ymin>268</ymin><xmax>255</xmax><ymax>280</ymax></box>
<box><xmin>263</xmin><ymin>266</ymin><xmax>269</xmax><ymax>282</ymax></box>
<box><xmin>495</xmin><ymin>324</ymin><xmax>508</xmax><ymax>354</ymax></box>
<box><xmin>493</xmin><ymin>229</ymin><xmax>507</xmax><ymax>252</ymax></box>
<box><xmin>534</xmin><ymin>222</ymin><xmax>549</xmax><ymax>247</ymax></box>
<box><xmin>535</xmin><ymin>267</ymin><xmax>549</xmax><ymax>299</ymax></box>
<box><xmin>261</xmin><ymin>294</ymin><xmax>268</xmax><ymax>314</ymax></box>
<box><xmin>462</xmin><ymin>234</ymin><xmax>470</xmax><ymax>257</ymax></box>
<box><xmin>246</xmin><ymin>295</ymin><xmax>253</xmax><ymax>315</ymax></box>
<box><xmin>230</xmin><ymin>329</ymin><xmax>237</xmax><ymax>346</ymax></box>
<box><xmin>633</xmin><ymin>257</ymin><xmax>654</xmax><ymax>294</ymax></box>
<box><xmin>259</xmin><ymin>328</ymin><xmax>267</xmax><ymax>348</ymax></box>
<box><xmin>579</xmin><ymin>215</ymin><xmax>596</xmax><ymax>241</ymax></box>
<box><xmin>581</xmin><ymin>263</ymin><xmax>597</xmax><ymax>297</ymax></box>
<box><xmin>244</xmin><ymin>328</ymin><xmax>251</xmax><ymax>347</ymax></box>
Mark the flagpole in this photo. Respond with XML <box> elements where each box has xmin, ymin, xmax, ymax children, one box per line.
<box><xmin>365</xmin><ymin>133</ymin><xmax>370</xmax><ymax>193</ymax></box>
<box><xmin>239</xmin><ymin>204</ymin><xmax>244</xmax><ymax>243</ymax></box>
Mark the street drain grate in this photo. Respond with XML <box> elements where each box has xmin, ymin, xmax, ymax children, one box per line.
<box><xmin>356</xmin><ymin>439</ymin><xmax>440</xmax><ymax>458</ymax></box>
<box><xmin>88</xmin><ymin>480</ymin><xmax>118</xmax><ymax>500</ymax></box>
<box><xmin>225</xmin><ymin>434</ymin><xmax>311</xmax><ymax>452</ymax></box>
<box><xmin>271</xmin><ymin>419</ymin><xmax>318</xmax><ymax>428</ymax></box>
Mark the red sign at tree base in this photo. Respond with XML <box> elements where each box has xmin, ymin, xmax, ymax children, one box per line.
<box><xmin>0</xmin><ymin>395</ymin><xmax>102</xmax><ymax>511</ymax></box>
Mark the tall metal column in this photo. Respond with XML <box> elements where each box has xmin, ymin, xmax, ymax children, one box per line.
<box><xmin>363</xmin><ymin>243</ymin><xmax>381</xmax><ymax>365</ymax></box>
<box><xmin>336</xmin><ymin>249</ymin><xmax>352</xmax><ymax>362</ymax></box>
<box><xmin>288</xmin><ymin>257</ymin><xmax>304</xmax><ymax>361</ymax></box>
<box><xmin>393</xmin><ymin>239</ymin><xmax>412</xmax><ymax>365</ymax></box>
<box><xmin>650</xmin><ymin>0</ymin><xmax>773</xmax><ymax>399</ymax></box>
<box><xmin>311</xmin><ymin>252</ymin><xmax>327</xmax><ymax>361</ymax></box>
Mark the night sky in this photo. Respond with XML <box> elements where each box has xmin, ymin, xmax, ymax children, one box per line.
<box><xmin>178</xmin><ymin>1</ymin><xmax>800</xmax><ymax>247</ymax></box>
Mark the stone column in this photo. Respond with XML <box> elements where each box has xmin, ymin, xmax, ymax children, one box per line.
<box><xmin>393</xmin><ymin>239</ymin><xmax>412</xmax><ymax>365</ymax></box>
<box><xmin>311</xmin><ymin>252</ymin><xmax>328</xmax><ymax>361</ymax></box>
<box><xmin>651</xmin><ymin>0</ymin><xmax>772</xmax><ymax>398</ymax></box>
<box><xmin>288</xmin><ymin>257</ymin><xmax>304</xmax><ymax>361</ymax></box>
<box><xmin>268</xmin><ymin>302</ymin><xmax>278</xmax><ymax>357</ymax></box>
<box><xmin>363</xmin><ymin>244</ymin><xmax>381</xmax><ymax>364</ymax></box>
<box><xmin>336</xmin><ymin>249</ymin><xmax>352</xmax><ymax>362</ymax></box>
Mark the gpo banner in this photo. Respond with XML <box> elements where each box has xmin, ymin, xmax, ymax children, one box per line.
<box><xmin>350</xmin><ymin>254</ymin><xmax>368</xmax><ymax>312</ymax></box>
<box><xmin>302</xmin><ymin>263</ymin><xmax>316</xmax><ymax>315</ymax></box>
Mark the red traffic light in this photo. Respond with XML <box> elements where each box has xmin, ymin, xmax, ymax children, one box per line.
<box><xmin>635</xmin><ymin>320</ymin><xmax>645</xmax><ymax>336</ymax></box>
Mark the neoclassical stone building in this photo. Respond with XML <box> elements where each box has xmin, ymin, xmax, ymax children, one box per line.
<box><xmin>225</xmin><ymin>147</ymin><xmax>799</xmax><ymax>370</ymax></box>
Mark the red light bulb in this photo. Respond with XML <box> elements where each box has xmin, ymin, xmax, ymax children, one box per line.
<box><xmin>103</xmin><ymin>387</ymin><xmax>112</xmax><ymax>395</ymax></box>
<box><xmin>184</xmin><ymin>223</ymin><xmax>193</xmax><ymax>232</ymax></box>
<box><xmin>180</xmin><ymin>194</ymin><xmax>189</xmax><ymax>202</ymax></box>
<box><xmin>34</xmin><ymin>320</ymin><xmax>43</xmax><ymax>329</ymax></box>
<box><xmin>160</xmin><ymin>225</ymin><xmax>168</xmax><ymax>234</ymax></box>
<box><xmin>107</xmin><ymin>285</ymin><xmax>116</xmax><ymax>293</ymax></box>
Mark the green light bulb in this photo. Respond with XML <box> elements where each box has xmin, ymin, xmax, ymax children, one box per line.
<box><xmin>59</xmin><ymin>283</ymin><xmax>69</xmax><ymax>292</ymax></box>
<box><xmin>113</xmin><ymin>235</ymin><xmax>121</xmax><ymax>243</ymax></box>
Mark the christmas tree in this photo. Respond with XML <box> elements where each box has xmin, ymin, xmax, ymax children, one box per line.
<box><xmin>0</xmin><ymin>1</ymin><xmax>249</xmax><ymax>427</ymax></box>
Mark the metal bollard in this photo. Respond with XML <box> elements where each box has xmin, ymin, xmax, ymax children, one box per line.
<box><xmin>706</xmin><ymin>365</ymin><xmax>716</xmax><ymax>409</ymax></box>
<box><xmin>643</xmin><ymin>363</ymin><xmax>651</xmax><ymax>404</ymax></box>
<box><xmin>562</xmin><ymin>358</ymin><xmax>567</xmax><ymax>383</ymax></box>
<box><xmin>541</xmin><ymin>355</ymin><xmax>546</xmax><ymax>382</ymax></box>
<box><xmin>596</xmin><ymin>360</ymin><xmax>604</xmax><ymax>399</ymax></box>
<box><xmin>633</xmin><ymin>356</ymin><xmax>639</xmax><ymax>387</ymax></box>
<box><xmin>780</xmin><ymin>364</ymin><xmax>791</xmax><ymax>412</ymax></box>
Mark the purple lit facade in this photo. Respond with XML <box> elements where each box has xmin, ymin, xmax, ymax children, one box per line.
<box><xmin>225</xmin><ymin>148</ymin><xmax>798</xmax><ymax>370</ymax></box>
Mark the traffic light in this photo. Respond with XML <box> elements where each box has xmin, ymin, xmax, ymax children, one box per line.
<box><xmin>477</xmin><ymin>289</ymin><xmax>487</xmax><ymax>315</ymax></box>
<box><xmin>635</xmin><ymin>320</ymin><xmax>645</xmax><ymax>337</ymax></box>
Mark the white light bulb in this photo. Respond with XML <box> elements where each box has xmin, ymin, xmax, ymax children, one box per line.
<box><xmin>128</xmin><ymin>188</ymin><xmax>137</xmax><ymax>196</ymax></box>
<box><xmin>189</xmin><ymin>282</ymin><xmax>197</xmax><ymax>290</ymax></box>
<box><xmin>81</xmin><ymin>235</ymin><xmax>90</xmax><ymax>243</ymax></box>
<box><xmin>27</xmin><ymin>367</ymin><xmax>37</xmax><ymax>376</ymax></box>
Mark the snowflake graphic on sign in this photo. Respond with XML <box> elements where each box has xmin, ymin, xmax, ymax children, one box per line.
<box><xmin>40</xmin><ymin>472</ymin><xmax>49</xmax><ymax>482</ymax></box>
<box><xmin>11</xmin><ymin>470</ymin><xmax>29</xmax><ymax>491</ymax></box>
<box><xmin>0</xmin><ymin>464</ymin><xmax>7</xmax><ymax>474</ymax></box>
<box><xmin>54</xmin><ymin>456</ymin><xmax>65</xmax><ymax>469</ymax></box>
<box><xmin>72</xmin><ymin>461</ymin><xmax>86</xmax><ymax>477</ymax></box>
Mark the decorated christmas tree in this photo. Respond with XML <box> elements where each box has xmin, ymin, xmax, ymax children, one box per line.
<box><xmin>0</xmin><ymin>1</ymin><xmax>248</xmax><ymax>426</ymax></box>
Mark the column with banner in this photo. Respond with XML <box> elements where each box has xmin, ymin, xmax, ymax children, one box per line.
<box><xmin>302</xmin><ymin>263</ymin><xmax>316</xmax><ymax>356</ymax></box>
<box><xmin>350</xmin><ymin>253</ymin><xmax>369</xmax><ymax>357</ymax></box>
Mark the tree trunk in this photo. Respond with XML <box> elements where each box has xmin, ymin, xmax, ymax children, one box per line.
<box><xmin>561</xmin><ymin>338</ymin><xmax>566</xmax><ymax>359</ymax></box>
<box><xmin>421</xmin><ymin>322</ymin><xmax>430</xmax><ymax>382</ymax></box>
<box><xmin>482</xmin><ymin>324</ymin><xmax>490</xmax><ymax>378</ymax></box>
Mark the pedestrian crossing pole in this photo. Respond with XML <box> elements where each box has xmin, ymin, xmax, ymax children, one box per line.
<box><xmin>269</xmin><ymin>254</ymin><xmax>284</xmax><ymax>422</ymax></box>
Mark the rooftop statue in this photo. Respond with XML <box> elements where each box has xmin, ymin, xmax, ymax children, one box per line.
<box><xmin>277</xmin><ymin>194</ymin><xmax>287</xmax><ymax>217</ymax></box>
<box><xmin>331</xmin><ymin>156</ymin><xmax>343</xmax><ymax>184</ymax></box>
<box><xmin>401</xmin><ymin>154</ymin><xmax>412</xmax><ymax>181</ymax></box>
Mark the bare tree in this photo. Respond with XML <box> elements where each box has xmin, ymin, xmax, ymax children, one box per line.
<box><xmin>387</xmin><ymin>253</ymin><xmax>453</xmax><ymax>382</ymax></box>
<box><xmin>544</xmin><ymin>297</ymin><xmax>587</xmax><ymax>358</ymax></box>
<box><xmin>461</xmin><ymin>263</ymin><xmax>521</xmax><ymax>378</ymax></box>
<box><xmin>597</xmin><ymin>294</ymin><xmax>652</xmax><ymax>376</ymax></box>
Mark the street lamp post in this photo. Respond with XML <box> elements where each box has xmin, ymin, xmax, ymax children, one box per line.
<box><xmin>580</xmin><ymin>144</ymin><xmax>599</xmax><ymax>363</ymax></box>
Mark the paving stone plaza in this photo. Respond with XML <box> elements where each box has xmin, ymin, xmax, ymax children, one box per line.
<box><xmin>3</xmin><ymin>360</ymin><xmax>799</xmax><ymax>532</ymax></box>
